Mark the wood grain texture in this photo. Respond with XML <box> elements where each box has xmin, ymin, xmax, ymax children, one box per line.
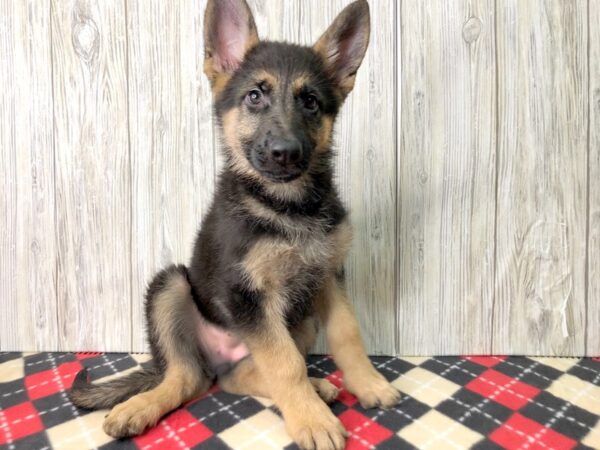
<box><xmin>128</xmin><ymin>0</ymin><xmax>217</xmax><ymax>352</ymax></box>
<box><xmin>51</xmin><ymin>0</ymin><xmax>131</xmax><ymax>351</ymax></box>
<box><xmin>0</xmin><ymin>1</ymin><xmax>58</xmax><ymax>351</ymax></box>
<box><xmin>493</xmin><ymin>1</ymin><xmax>588</xmax><ymax>355</ymax></box>
<box><xmin>398</xmin><ymin>0</ymin><xmax>497</xmax><ymax>355</ymax></box>
<box><xmin>587</xmin><ymin>0</ymin><xmax>600</xmax><ymax>356</ymax></box>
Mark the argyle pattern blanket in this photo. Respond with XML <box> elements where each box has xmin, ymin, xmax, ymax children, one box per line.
<box><xmin>1</xmin><ymin>352</ymin><xmax>599</xmax><ymax>450</ymax></box>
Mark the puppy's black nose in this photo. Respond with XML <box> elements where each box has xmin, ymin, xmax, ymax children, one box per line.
<box><xmin>269</xmin><ymin>138</ymin><xmax>302</xmax><ymax>166</ymax></box>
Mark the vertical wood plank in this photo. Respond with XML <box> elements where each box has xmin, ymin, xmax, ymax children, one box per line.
<box><xmin>0</xmin><ymin>1</ymin><xmax>57</xmax><ymax>351</ymax></box>
<box><xmin>343</xmin><ymin>0</ymin><xmax>397</xmax><ymax>355</ymax></box>
<box><xmin>587</xmin><ymin>0</ymin><xmax>599</xmax><ymax>356</ymax></box>
<box><xmin>398</xmin><ymin>0</ymin><xmax>497</xmax><ymax>355</ymax></box>
<box><xmin>493</xmin><ymin>0</ymin><xmax>588</xmax><ymax>355</ymax></box>
<box><xmin>52</xmin><ymin>0</ymin><xmax>131</xmax><ymax>351</ymax></box>
<box><xmin>128</xmin><ymin>0</ymin><xmax>216</xmax><ymax>351</ymax></box>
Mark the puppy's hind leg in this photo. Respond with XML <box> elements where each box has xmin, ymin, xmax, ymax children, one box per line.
<box><xmin>103</xmin><ymin>265</ymin><xmax>212</xmax><ymax>439</ymax></box>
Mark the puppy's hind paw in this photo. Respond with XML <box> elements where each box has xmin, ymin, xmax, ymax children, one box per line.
<box><xmin>103</xmin><ymin>394</ymin><xmax>161</xmax><ymax>439</ymax></box>
<box><xmin>310</xmin><ymin>377</ymin><xmax>340</xmax><ymax>404</ymax></box>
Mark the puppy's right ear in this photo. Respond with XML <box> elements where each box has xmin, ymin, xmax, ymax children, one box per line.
<box><xmin>203</xmin><ymin>0</ymin><xmax>259</xmax><ymax>89</ymax></box>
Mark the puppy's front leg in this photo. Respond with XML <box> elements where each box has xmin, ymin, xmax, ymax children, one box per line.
<box><xmin>317</xmin><ymin>276</ymin><xmax>401</xmax><ymax>409</ymax></box>
<box><xmin>245</xmin><ymin>316</ymin><xmax>346</xmax><ymax>450</ymax></box>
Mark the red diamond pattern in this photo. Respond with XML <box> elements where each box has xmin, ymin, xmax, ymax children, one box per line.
<box><xmin>490</xmin><ymin>413</ymin><xmax>577</xmax><ymax>450</ymax></box>
<box><xmin>133</xmin><ymin>409</ymin><xmax>213</xmax><ymax>449</ymax></box>
<box><xmin>24</xmin><ymin>361</ymin><xmax>82</xmax><ymax>400</ymax></box>
<box><xmin>466</xmin><ymin>368</ymin><xmax>541</xmax><ymax>410</ymax></box>
<box><xmin>0</xmin><ymin>401</ymin><xmax>44</xmax><ymax>444</ymax></box>
<box><xmin>339</xmin><ymin>409</ymin><xmax>393</xmax><ymax>450</ymax></box>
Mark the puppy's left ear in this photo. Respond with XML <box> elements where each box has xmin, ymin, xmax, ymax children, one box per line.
<box><xmin>313</xmin><ymin>0</ymin><xmax>370</xmax><ymax>98</ymax></box>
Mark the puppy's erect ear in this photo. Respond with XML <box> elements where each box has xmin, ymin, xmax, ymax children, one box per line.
<box><xmin>204</xmin><ymin>0</ymin><xmax>259</xmax><ymax>87</ymax></box>
<box><xmin>313</xmin><ymin>0</ymin><xmax>370</xmax><ymax>98</ymax></box>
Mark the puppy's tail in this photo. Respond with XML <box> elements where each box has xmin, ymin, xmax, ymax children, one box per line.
<box><xmin>68</xmin><ymin>366</ymin><xmax>162</xmax><ymax>410</ymax></box>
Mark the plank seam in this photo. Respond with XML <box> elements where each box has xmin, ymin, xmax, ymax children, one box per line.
<box><xmin>50</xmin><ymin>0</ymin><xmax>60</xmax><ymax>352</ymax></box>
<box><xmin>584</xmin><ymin>0</ymin><xmax>591</xmax><ymax>356</ymax></box>
<box><xmin>124</xmin><ymin>0</ymin><xmax>134</xmax><ymax>353</ymax></box>
<box><xmin>394</xmin><ymin>0</ymin><xmax>401</xmax><ymax>356</ymax></box>
<box><xmin>490</xmin><ymin>0</ymin><xmax>500</xmax><ymax>354</ymax></box>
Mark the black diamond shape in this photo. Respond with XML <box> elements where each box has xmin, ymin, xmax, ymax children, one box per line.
<box><xmin>84</xmin><ymin>354</ymin><xmax>138</xmax><ymax>380</ymax></box>
<box><xmin>421</xmin><ymin>357</ymin><xmax>487</xmax><ymax>386</ymax></box>
<box><xmin>330</xmin><ymin>401</ymin><xmax>349</xmax><ymax>416</ymax></box>
<box><xmin>187</xmin><ymin>393</ymin><xmax>263</xmax><ymax>434</ymax></box>
<box><xmin>494</xmin><ymin>357</ymin><xmax>562</xmax><ymax>390</ymax></box>
<box><xmin>374</xmin><ymin>358</ymin><xmax>416</xmax><ymax>382</ymax></box>
<box><xmin>307</xmin><ymin>356</ymin><xmax>337</xmax><ymax>377</ymax></box>
<box><xmin>520</xmin><ymin>391</ymin><xmax>600</xmax><ymax>441</ymax></box>
<box><xmin>436</xmin><ymin>388</ymin><xmax>512</xmax><ymax>435</ymax></box>
<box><xmin>226</xmin><ymin>395</ymin><xmax>264</xmax><ymax>420</ymax></box>
<box><xmin>34</xmin><ymin>391</ymin><xmax>92</xmax><ymax>429</ymax></box>
<box><xmin>569</xmin><ymin>359</ymin><xmax>600</xmax><ymax>384</ymax></box>
<box><xmin>23</xmin><ymin>353</ymin><xmax>75</xmax><ymax>376</ymax></box>
<box><xmin>0</xmin><ymin>431</ymin><xmax>52</xmax><ymax>450</ymax></box>
<box><xmin>0</xmin><ymin>379</ymin><xmax>28</xmax><ymax>409</ymax></box>
<box><xmin>352</xmin><ymin>396</ymin><xmax>430</xmax><ymax>434</ymax></box>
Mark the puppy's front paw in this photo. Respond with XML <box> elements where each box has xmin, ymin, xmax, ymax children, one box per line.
<box><xmin>103</xmin><ymin>394</ymin><xmax>161</xmax><ymax>438</ymax></box>
<box><xmin>286</xmin><ymin>400</ymin><xmax>347</xmax><ymax>450</ymax></box>
<box><xmin>345</xmin><ymin>369</ymin><xmax>401</xmax><ymax>409</ymax></box>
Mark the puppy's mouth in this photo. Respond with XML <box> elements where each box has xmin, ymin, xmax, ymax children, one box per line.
<box><xmin>261</xmin><ymin>170</ymin><xmax>303</xmax><ymax>183</ymax></box>
<box><xmin>246</xmin><ymin>143</ymin><xmax>308</xmax><ymax>183</ymax></box>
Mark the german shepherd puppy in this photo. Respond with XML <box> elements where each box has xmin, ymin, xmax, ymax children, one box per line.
<box><xmin>69</xmin><ymin>1</ymin><xmax>400</xmax><ymax>448</ymax></box>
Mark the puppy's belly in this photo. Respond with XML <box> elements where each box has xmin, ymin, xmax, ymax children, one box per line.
<box><xmin>193</xmin><ymin>306</ymin><xmax>249</xmax><ymax>372</ymax></box>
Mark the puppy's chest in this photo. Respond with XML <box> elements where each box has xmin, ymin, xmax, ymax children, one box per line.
<box><xmin>241</xmin><ymin>222</ymin><xmax>351</xmax><ymax>293</ymax></box>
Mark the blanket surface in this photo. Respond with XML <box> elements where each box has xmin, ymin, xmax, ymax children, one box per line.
<box><xmin>1</xmin><ymin>352</ymin><xmax>599</xmax><ymax>449</ymax></box>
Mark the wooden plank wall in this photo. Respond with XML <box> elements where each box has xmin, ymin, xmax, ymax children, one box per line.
<box><xmin>51</xmin><ymin>0</ymin><xmax>131</xmax><ymax>351</ymax></box>
<box><xmin>1</xmin><ymin>1</ymin><xmax>57</xmax><ymax>351</ymax></box>
<box><xmin>0</xmin><ymin>0</ymin><xmax>597</xmax><ymax>356</ymax></box>
<box><xmin>493</xmin><ymin>1</ymin><xmax>589</xmax><ymax>355</ymax></box>
<box><xmin>398</xmin><ymin>0</ymin><xmax>497</xmax><ymax>355</ymax></box>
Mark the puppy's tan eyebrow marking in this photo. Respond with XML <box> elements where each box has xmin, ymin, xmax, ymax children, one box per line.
<box><xmin>292</xmin><ymin>74</ymin><xmax>311</xmax><ymax>95</ymax></box>
<box><xmin>252</xmin><ymin>70</ymin><xmax>279</xmax><ymax>90</ymax></box>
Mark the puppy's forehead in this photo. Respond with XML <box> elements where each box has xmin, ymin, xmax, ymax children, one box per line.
<box><xmin>237</xmin><ymin>70</ymin><xmax>316</xmax><ymax>100</ymax></box>
<box><xmin>240</xmin><ymin>44</ymin><xmax>325</xmax><ymax>88</ymax></box>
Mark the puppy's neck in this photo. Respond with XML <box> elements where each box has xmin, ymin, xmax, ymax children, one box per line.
<box><xmin>225</xmin><ymin>167</ymin><xmax>333</xmax><ymax>216</ymax></box>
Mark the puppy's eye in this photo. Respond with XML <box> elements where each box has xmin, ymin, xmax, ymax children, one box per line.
<box><xmin>303</xmin><ymin>94</ymin><xmax>319</xmax><ymax>112</ymax></box>
<box><xmin>246</xmin><ymin>89</ymin><xmax>263</xmax><ymax>106</ymax></box>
